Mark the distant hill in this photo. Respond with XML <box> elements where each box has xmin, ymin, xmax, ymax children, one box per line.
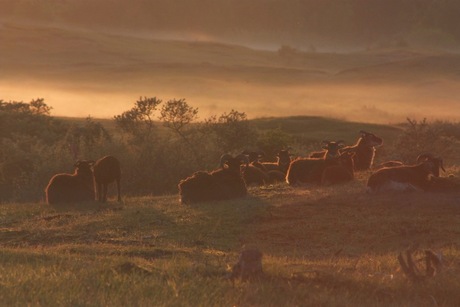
<box><xmin>2</xmin><ymin>21</ymin><xmax>460</xmax><ymax>122</ymax></box>
<box><xmin>2</xmin><ymin>0</ymin><xmax>460</xmax><ymax>51</ymax></box>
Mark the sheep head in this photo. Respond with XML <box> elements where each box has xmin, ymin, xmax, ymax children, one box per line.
<box><xmin>358</xmin><ymin>130</ymin><xmax>384</xmax><ymax>147</ymax></box>
<box><xmin>220</xmin><ymin>154</ymin><xmax>249</xmax><ymax>173</ymax></box>
<box><xmin>416</xmin><ymin>153</ymin><xmax>445</xmax><ymax>177</ymax></box>
<box><xmin>74</xmin><ymin>160</ymin><xmax>94</xmax><ymax>175</ymax></box>
<box><xmin>242</xmin><ymin>151</ymin><xmax>265</xmax><ymax>163</ymax></box>
<box><xmin>322</xmin><ymin>140</ymin><xmax>345</xmax><ymax>158</ymax></box>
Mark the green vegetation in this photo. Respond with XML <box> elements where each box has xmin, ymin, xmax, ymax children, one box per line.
<box><xmin>2</xmin><ymin>98</ymin><xmax>460</xmax><ymax>203</ymax></box>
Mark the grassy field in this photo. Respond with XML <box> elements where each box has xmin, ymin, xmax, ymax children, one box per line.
<box><xmin>1</xmin><ymin>170</ymin><xmax>460</xmax><ymax>306</ymax></box>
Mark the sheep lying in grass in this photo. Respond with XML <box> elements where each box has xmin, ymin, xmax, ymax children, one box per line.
<box><xmin>178</xmin><ymin>154</ymin><xmax>248</xmax><ymax>204</ymax></box>
<box><xmin>309</xmin><ymin>140</ymin><xmax>345</xmax><ymax>159</ymax></box>
<box><xmin>321</xmin><ymin>152</ymin><xmax>355</xmax><ymax>186</ymax></box>
<box><xmin>366</xmin><ymin>159</ymin><xmax>438</xmax><ymax>193</ymax></box>
<box><xmin>241</xmin><ymin>151</ymin><xmax>270</xmax><ymax>186</ymax></box>
<box><xmin>261</xmin><ymin>149</ymin><xmax>293</xmax><ymax>174</ymax></box>
<box><xmin>286</xmin><ymin>151</ymin><xmax>354</xmax><ymax>186</ymax></box>
<box><xmin>340</xmin><ymin>130</ymin><xmax>383</xmax><ymax>171</ymax></box>
<box><xmin>93</xmin><ymin>155</ymin><xmax>121</xmax><ymax>202</ymax></box>
<box><xmin>45</xmin><ymin>160</ymin><xmax>95</xmax><ymax>204</ymax></box>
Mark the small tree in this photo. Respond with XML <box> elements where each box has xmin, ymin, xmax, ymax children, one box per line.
<box><xmin>396</xmin><ymin>118</ymin><xmax>456</xmax><ymax>162</ymax></box>
<box><xmin>114</xmin><ymin>96</ymin><xmax>162</xmax><ymax>144</ymax></box>
<box><xmin>159</xmin><ymin>98</ymin><xmax>204</xmax><ymax>167</ymax></box>
<box><xmin>204</xmin><ymin>109</ymin><xmax>257</xmax><ymax>153</ymax></box>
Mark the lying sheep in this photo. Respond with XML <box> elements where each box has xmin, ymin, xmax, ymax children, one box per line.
<box><xmin>93</xmin><ymin>155</ymin><xmax>121</xmax><ymax>202</ymax></box>
<box><xmin>261</xmin><ymin>149</ymin><xmax>292</xmax><ymax>174</ymax></box>
<box><xmin>178</xmin><ymin>154</ymin><xmax>248</xmax><ymax>204</ymax></box>
<box><xmin>309</xmin><ymin>140</ymin><xmax>345</xmax><ymax>159</ymax></box>
<box><xmin>241</xmin><ymin>163</ymin><xmax>269</xmax><ymax>186</ymax></box>
<box><xmin>45</xmin><ymin>160</ymin><xmax>95</xmax><ymax>204</ymax></box>
<box><xmin>366</xmin><ymin>159</ymin><xmax>438</xmax><ymax>193</ymax></box>
<box><xmin>321</xmin><ymin>152</ymin><xmax>355</xmax><ymax>186</ymax></box>
<box><xmin>286</xmin><ymin>151</ymin><xmax>352</xmax><ymax>186</ymax></box>
<box><xmin>340</xmin><ymin>130</ymin><xmax>383</xmax><ymax>171</ymax></box>
<box><xmin>416</xmin><ymin>153</ymin><xmax>445</xmax><ymax>177</ymax></box>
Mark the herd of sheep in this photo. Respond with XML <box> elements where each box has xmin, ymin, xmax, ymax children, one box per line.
<box><xmin>44</xmin><ymin>130</ymin><xmax>458</xmax><ymax>205</ymax></box>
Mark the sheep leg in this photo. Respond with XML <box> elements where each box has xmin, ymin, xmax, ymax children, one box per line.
<box><xmin>103</xmin><ymin>184</ymin><xmax>108</xmax><ymax>202</ymax></box>
<box><xmin>116</xmin><ymin>178</ymin><xmax>121</xmax><ymax>202</ymax></box>
<box><xmin>97</xmin><ymin>182</ymin><xmax>102</xmax><ymax>202</ymax></box>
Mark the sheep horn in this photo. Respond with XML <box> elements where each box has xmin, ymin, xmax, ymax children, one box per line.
<box><xmin>220</xmin><ymin>154</ymin><xmax>233</xmax><ymax>168</ymax></box>
<box><xmin>416</xmin><ymin>153</ymin><xmax>435</xmax><ymax>163</ymax></box>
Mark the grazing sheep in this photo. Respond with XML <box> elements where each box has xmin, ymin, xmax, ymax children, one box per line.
<box><xmin>366</xmin><ymin>159</ymin><xmax>438</xmax><ymax>193</ymax></box>
<box><xmin>178</xmin><ymin>154</ymin><xmax>248</xmax><ymax>204</ymax></box>
<box><xmin>309</xmin><ymin>140</ymin><xmax>345</xmax><ymax>159</ymax></box>
<box><xmin>45</xmin><ymin>160</ymin><xmax>95</xmax><ymax>204</ymax></box>
<box><xmin>93</xmin><ymin>155</ymin><xmax>121</xmax><ymax>202</ymax></box>
<box><xmin>340</xmin><ymin>130</ymin><xmax>383</xmax><ymax>171</ymax></box>
<box><xmin>321</xmin><ymin>152</ymin><xmax>355</xmax><ymax>186</ymax></box>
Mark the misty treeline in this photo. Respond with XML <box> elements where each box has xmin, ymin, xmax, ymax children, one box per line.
<box><xmin>1</xmin><ymin>98</ymin><xmax>460</xmax><ymax>203</ymax></box>
<box><xmin>3</xmin><ymin>0</ymin><xmax>460</xmax><ymax>47</ymax></box>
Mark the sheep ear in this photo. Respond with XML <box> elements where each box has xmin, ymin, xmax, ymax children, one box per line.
<box><xmin>439</xmin><ymin>159</ymin><xmax>446</xmax><ymax>172</ymax></box>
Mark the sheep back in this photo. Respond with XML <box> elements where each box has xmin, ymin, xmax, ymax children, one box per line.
<box><xmin>45</xmin><ymin>160</ymin><xmax>95</xmax><ymax>204</ymax></box>
<box><xmin>366</xmin><ymin>163</ymin><xmax>433</xmax><ymax>193</ymax></box>
<box><xmin>286</xmin><ymin>158</ymin><xmax>333</xmax><ymax>186</ymax></box>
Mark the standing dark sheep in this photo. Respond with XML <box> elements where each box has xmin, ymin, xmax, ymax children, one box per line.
<box><xmin>45</xmin><ymin>160</ymin><xmax>95</xmax><ymax>205</ymax></box>
<box><xmin>93</xmin><ymin>155</ymin><xmax>121</xmax><ymax>202</ymax></box>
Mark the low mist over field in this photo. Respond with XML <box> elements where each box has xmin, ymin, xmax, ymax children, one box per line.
<box><xmin>2</xmin><ymin>1</ymin><xmax>460</xmax><ymax>123</ymax></box>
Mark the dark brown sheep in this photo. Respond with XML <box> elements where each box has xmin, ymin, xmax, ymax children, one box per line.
<box><xmin>366</xmin><ymin>159</ymin><xmax>438</xmax><ymax>193</ymax></box>
<box><xmin>416</xmin><ymin>153</ymin><xmax>445</xmax><ymax>177</ymax></box>
<box><xmin>178</xmin><ymin>154</ymin><xmax>248</xmax><ymax>204</ymax></box>
<box><xmin>45</xmin><ymin>160</ymin><xmax>95</xmax><ymax>204</ymax></box>
<box><xmin>309</xmin><ymin>140</ymin><xmax>345</xmax><ymax>159</ymax></box>
<box><xmin>286</xmin><ymin>151</ymin><xmax>352</xmax><ymax>186</ymax></box>
<box><xmin>321</xmin><ymin>151</ymin><xmax>355</xmax><ymax>186</ymax></box>
<box><xmin>340</xmin><ymin>130</ymin><xmax>383</xmax><ymax>171</ymax></box>
<box><xmin>93</xmin><ymin>155</ymin><xmax>121</xmax><ymax>202</ymax></box>
<box><xmin>261</xmin><ymin>149</ymin><xmax>292</xmax><ymax>174</ymax></box>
